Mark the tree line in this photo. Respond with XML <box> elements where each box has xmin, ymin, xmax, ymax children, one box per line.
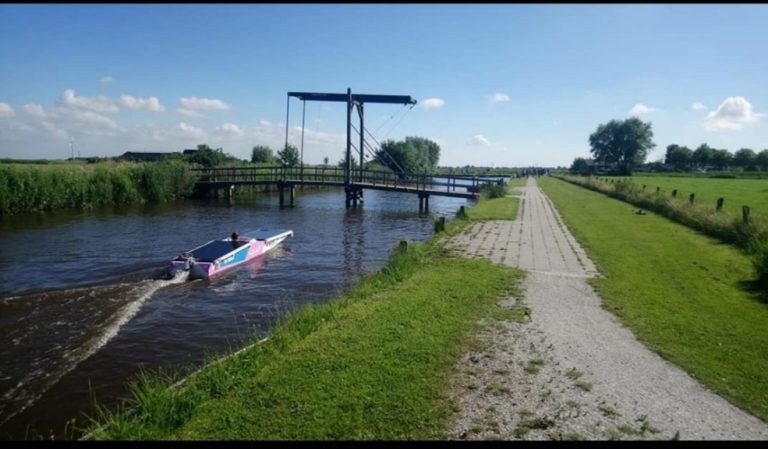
<box><xmin>247</xmin><ymin>136</ymin><xmax>441</xmax><ymax>177</ymax></box>
<box><xmin>570</xmin><ymin>117</ymin><xmax>768</xmax><ymax>175</ymax></box>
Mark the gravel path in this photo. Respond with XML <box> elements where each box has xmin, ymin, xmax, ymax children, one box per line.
<box><xmin>444</xmin><ymin>177</ymin><xmax>768</xmax><ymax>440</ymax></box>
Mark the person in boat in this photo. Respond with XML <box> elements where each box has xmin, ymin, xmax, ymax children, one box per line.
<box><xmin>231</xmin><ymin>231</ymin><xmax>240</xmax><ymax>247</ymax></box>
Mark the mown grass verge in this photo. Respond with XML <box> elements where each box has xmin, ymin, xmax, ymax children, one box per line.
<box><xmin>462</xmin><ymin>181</ymin><xmax>520</xmax><ymax>221</ymax></box>
<box><xmin>538</xmin><ymin>176</ymin><xmax>768</xmax><ymax>421</ymax></box>
<box><xmin>85</xmin><ymin>205</ymin><xmax>524</xmax><ymax>440</ymax></box>
<box><xmin>552</xmin><ymin>173</ymin><xmax>768</xmax><ymax>288</ymax></box>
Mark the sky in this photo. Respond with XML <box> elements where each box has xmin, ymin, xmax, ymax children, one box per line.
<box><xmin>1</xmin><ymin>4</ymin><xmax>767</xmax><ymax>168</ymax></box>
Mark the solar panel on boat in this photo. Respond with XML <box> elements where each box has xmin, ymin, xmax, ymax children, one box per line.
<box><xmin>189</xmin><ymin>240</ymin><xmax>242</xmax><ymax>261</ymax></box>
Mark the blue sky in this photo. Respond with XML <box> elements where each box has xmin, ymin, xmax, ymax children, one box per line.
<box><xmin>1</xmin><ymin>4</ymin><xmax>766</xmax><ymax>167</ymax></box>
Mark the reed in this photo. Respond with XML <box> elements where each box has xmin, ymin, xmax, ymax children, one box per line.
<box><xmin>0</xmin><ymin>161</ymin><xmax>196</xmax><ymax>215</ymax></box>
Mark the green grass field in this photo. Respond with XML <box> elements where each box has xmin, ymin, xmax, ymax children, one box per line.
<box><xmin>538</xmin><ymin>176</ymin><xmax>768</xmax><ymax>422</ymax></box>
<box><xmin>620</xmin><ymin>175</ymin><xmax>768</xmax><ymax>218</ymax></box>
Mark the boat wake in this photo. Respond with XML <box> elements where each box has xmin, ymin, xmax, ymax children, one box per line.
<box><xmin>0</xmin><ymin>270</ymin><xmax>189</xmax><ymax>427</ymax></box>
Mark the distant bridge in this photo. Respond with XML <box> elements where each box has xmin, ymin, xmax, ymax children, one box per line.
<box><xmin>193</xmin><ymin>166</ymin><xmax>506</xmax><ymax>211</ymax></box>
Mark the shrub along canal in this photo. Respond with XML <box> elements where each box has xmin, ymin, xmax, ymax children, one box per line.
<box><xmin>0</xmin><ymin>188</ymin><xmax>471</xmax><ymax>440</ymax></box>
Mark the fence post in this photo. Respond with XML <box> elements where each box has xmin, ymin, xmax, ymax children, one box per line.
<box><xmin>689</xmin><ymin>193</ymin><xmax>695</xmax><ymax>204</ymax></box>
<box><xmin>656</xmin><ymin>187</ymin><xmax>660</xmax><ymax>193</ymax></box>
<box><xmin>742</xmin><ymin>206</ymin><xmax>751</xmax><ymax>225</ymax></box>
<box><xmin>716</xmin><ymin>197</ymin><xmax>724</xmax><ymax>211</ymax></box>
<box><xmin>642</xmin><ymin>184</ymin><xmax>646</xmax><ymax>191</ymax></box>
<box><xmin>672</xmin><ymin>189</ymin><xmax>677</xmax><ymax>197</ymax></box>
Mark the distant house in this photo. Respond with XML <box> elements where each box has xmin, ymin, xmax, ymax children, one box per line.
<box><xmin>118</xmin><ymin>151</ymin><xmax>179</xmax><ymax>162</ymax></box>
<box><xmin>182</xmin><ymin>149</ymin><xmax>198</xmax><ymax>156</ymax></box>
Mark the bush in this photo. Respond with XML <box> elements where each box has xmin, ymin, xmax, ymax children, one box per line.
<box><xmin>479</xmin><ymin>182</ymin><xmax>507</xmax><ymax>199</ymax></box>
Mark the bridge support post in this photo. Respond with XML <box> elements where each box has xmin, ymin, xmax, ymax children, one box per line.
<box><xmin>279</xmin><ymin>183</ymin><xmax>285</xmax><ymax>208</ymax></box>
<box><xmin>224</xmin><ymin>184</ymin><xmax>235</xmax><ymax>201</ymax></box>
<box><xmin>418</xmin><ymin>193</ymin><xmax>430</xmax><ymax>212</ymax></box>
<box><xmin>289</xmin><ymin>185</ymin><xmax>296</xmax><ymax>207</ymax></box>
<box><xmin>345</xmin><ymin>187</ymin><xmax>363</xmax><ymax>208</ymax></box>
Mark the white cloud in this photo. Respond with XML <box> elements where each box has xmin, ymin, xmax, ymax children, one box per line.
<box><xmin>180</xmin><ymin>96</ymin><xmax>230</xmax><ymax>110</ymax></box>
<box><xmin>467</xmin><ymin>135</ymin><xmax>491</xmax><ymax>146</ymax></box>
<box><xmin>23</xmin><ymin>103</ymin><xmax>50</xmax><ymax>118</ymax></box>
<box><xmin>421</xmin><ymin>98</ymin><xmax>445</xmax><ymax>110</ymax></box>
<box><xmin>59</xmin><ymin>89</ymin><xmax>119</xmax><ymax>113</ymax></box>
<box><xmin>692</xmin><ymin>101</ymin><xmax>707</xmax><ymax>111</ymax></box>
<box><xmin>259</xmin><ymin>119</ymin><xmax>273</xmax><ymax>127</ymax></box>
<box><xmin>179</xmin><ymin>122</ymin><xmax>205</xmax><ymax>138</ymax></box>
<box><xmin>218</xmin><ymin>123</ymin><xmax>244</xmax><ymax>137</ymax></box>
<box><xmin>706</xmin><ymin>96</ymin><xmax>763</xmax><ymax>131</ymax></box>
<box><xmin>40</xmin><ymin>121</ymin><xmax>68</xmax><ymax>141</ymax></box>
<box><xmin>628</xmin><ymin>103</ymin><xmax>655</xmax><ymax>116</ymax></box>
<box><xmin>100</xmin><ymin>76</ymin><xmax>114</xmax><ymax>85</ymax></box>
<box><xmin>488</xmin><ymin>93</ymin><xmax>510</xmax><ymax>104</ymax></box>
<box><xmin>0</xmin><ymin>102</ymin><xmax>15</xmax><ymax>118</ymax></box>
<box><xmin>71</xmin><ymin>109</ymin><xmax>118</xmax><ymax>129</ymax></box>
<box><xmin>289</xmin><ymin>126</ymin><xmax>345</xmax><ymax>146</ymax></box>
<box><xmin>177</xmin><ymin>108</ymin><xmax>207</xmax><ymax>119</ymax></box>
<box><xmin>120</xmin><ymin>95</ymin><xmax>166</xmax><ymax>112</ymax></box>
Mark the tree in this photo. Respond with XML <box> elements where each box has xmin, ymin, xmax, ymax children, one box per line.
<box><xmin>692</xmin><ymin>144</ymin><xmax>714</xmax><ymax>168</ymax></box>
<box><xmin>710</xmin><ymin>149</ymin><xmax>732</xmax><ymax>170</ymax></box>
<box><xmin>277</xmin><ymin>144</ymin><xmax>300</xmax><ymax>167</ymax></box>
<box><xmin>251</xmin><ymin>145</ymin><xmax>275</xmax><ymax>164</ymax></box>
<box><xmin>338</xmin><ymin>152</ymin><xmax>358</xmax><ymax>169</ymax></box>
<box><xmin>374</xmin><ymin>136</ymin><xmax>441</xmax><ymax>176</ymax></box>
<box><xmin>732</xmin><ymin>148</ymin><xmax>756</xmax><ymax>170</ymax></box>
<box><xmin>588</xmin><ymin>117</ymin><xmax>654</xmax><ymax>175</ymax></box>
<box><xmin>755</xmin><ymin>149</ymin><xmax>768</xmax><ymax>171</ymax></box>
<box><xmin>570</xmin><ymin>157</ymin><xmax>590</xmax><ymax>174</ymax></box>
<box><xmin>664</xmin><ymin>144</ymin><xmax>693</xmax><ymax>171</ymax></box>
<box><xmin>187</xmin><ymin>144</ymin><xmax>226</xmax><ymax>167</ymax></box>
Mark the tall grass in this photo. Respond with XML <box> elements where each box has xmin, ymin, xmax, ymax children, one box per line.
<box><xmin>0</xmin><ymin>161</ymin><xmax>196</xmax><ymax>215</ymax></box>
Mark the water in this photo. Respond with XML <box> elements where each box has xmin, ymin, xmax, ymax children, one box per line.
<box><xmin>0</xmin><ymin>188</ymin><xmax>471</xmax><ymax>440</ymax></box>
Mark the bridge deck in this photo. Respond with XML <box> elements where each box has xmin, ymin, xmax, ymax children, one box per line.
<box><xmin>192</xmin><ymin>166</ymin><xmax>507</xmax><ymax>201</ymax></box>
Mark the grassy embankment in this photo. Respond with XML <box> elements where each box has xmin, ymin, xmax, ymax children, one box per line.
<box><xmin>618</xmin><ymin>175</ymin><xmax>768</xmax><ymax>219</ymax></box>
<box><xmin>85</xmin><ymin>190</ymin><xmax>524</xmax><ymax>440</ymax></box>
<box><xmin>553</xmin><ymin>173</ymin><xmax>768</xmax><ymax>287</ymax></box>
<box><xmin>0</xmin><ymin>161</ymin><xmax>196</xmax><ymax>215</ymax></box>
<box><xmin>538</xmin><ymin>176</ymin><xmax>768</xmax><ymax>422</ymax></box>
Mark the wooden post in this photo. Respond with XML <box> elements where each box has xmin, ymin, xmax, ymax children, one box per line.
<box><xmin>434</xmin><ymin>216</ymin><xmax>446</xmax><ymax>234</ymax></box>
<box><xmin>716</xmin><ymin>197</ymin><xmax>724</xmax><ymax>211</ymax></box>
<box><xmin>642</xmin><ymin>184</ymin><xmax>646</xmax><ymax>191</ymax></box>
<box><xmin>457</xmin><ymin>205</ymin><xmax>467</xmax><ymax>219</ymax></box>
<box><xmin>279</xmin><ymin>185</ymin><xmax>285</xmax><ymax>208</ymax></box>
<box><xmin>289</xmin><ymin>186</ymin><xmax>295</xmax><ymax>207</ymax></box>
<box><xmin>689</xmin><ymin>193</ymin><xmax>695</xmax><ymax>204</ymax></box>
<box><xmin>672</xmin><ymin>189</ymin><xmax>677</xmax><ymax>197</ymax></box>
<box><xmin>742</xmin><ymin>206</ymin><xmax>751</xmax><ymax>225</ymax></box>
<box><xmin>656</xmin><ymin>186</ymin><xmax>660</xmax><ymax>193</ymax></box>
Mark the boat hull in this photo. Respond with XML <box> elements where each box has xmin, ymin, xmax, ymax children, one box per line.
<box><xmin>168</xmin><ymin>229</ymin><xmax>293</xmax><ymax>280</ymax></box>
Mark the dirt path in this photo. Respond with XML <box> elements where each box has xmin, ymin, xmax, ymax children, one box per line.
<box><xmin>444</xmin><ymin>177</ymin><xmax>768</xmax><ymax>440</ymax></box>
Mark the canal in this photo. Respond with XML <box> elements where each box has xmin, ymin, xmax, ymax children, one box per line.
<box><xmin>0</xmin><ymin>188</ymin><xmax>472</xmax><ymax>440</ymax></box>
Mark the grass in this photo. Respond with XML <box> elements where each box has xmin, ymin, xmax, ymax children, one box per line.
<box><xmin>464</xmin><ymin>195</ymin><xmax>520</xmax><ymax>221</ymax></box>
<box><xmin>0</xmin><ymin>160</ymin><xmax>196</xmax><ymax>214</ymax></box>
<box><xmin>85</xmin><ymin>218</ymin><xmax>525</xmax><ymax>440</ymax></box>
<box><xmin>524</xmin><ymin>358</ymin><xmax>545</xmax><ymax>375</ymax></box>
<box><xmin>622</xmin><ymin>175</ymin><xmax>768</xmax><ymax>218</ymax></box>
<box><xmin>538</xmin><ymin>176</ymin><xmax>768</xmax><ymax>421</ymax></box>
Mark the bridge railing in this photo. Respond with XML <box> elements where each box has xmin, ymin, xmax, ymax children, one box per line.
<box><xmin>191</xmin><ymin>166</ymin><xmax>499</xmax><ymax>193</ymax></box>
